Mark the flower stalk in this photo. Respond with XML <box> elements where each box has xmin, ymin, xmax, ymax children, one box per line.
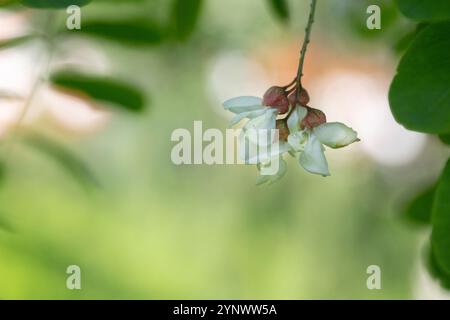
<box><xmin>295</xmin><ymin>0</ymin><xmax>317</xmax><ymax>99</ymax></box>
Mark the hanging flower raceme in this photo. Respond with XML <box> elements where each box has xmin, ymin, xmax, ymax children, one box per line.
<box><xmin>221</xmin><ymin>0</ymin><xmax>357</xmax><ymax>184</ymax></box>
<box><xmin>222</xmin><ymin>83</ymin><xmax>360</xmax><ymax>185</ymax></box>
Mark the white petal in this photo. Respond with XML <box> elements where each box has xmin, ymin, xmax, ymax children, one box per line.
<box><xmin>229</xmin><ymin>109</ymin><xmax>266</xmax><ymax>127</ymax></box>
<box><xmin>223</xmin><ymin>96</ymin><xmax>264</xmax><ymax>114</ymax></box>
<box><xmin>287</xmin><ymin>106</ymin><xmax>307</xmax><ymax>133</ymax></box>
<box><xmin>287</xmin><ymin>130</ymin><xmax>308</xmax><ymax>152</ymax></box>
<box><xmin>246</xmin><ymin>141</ymin><xmax>289</xmax><ymax>164</ymax></box>
<box><xmin>299</xmin><ymin>134</ymin><xmax>330</xmax><ymax>176</ymax></box>
<box><xmin>244</xmin><ymin>109</ymin><xmax>277</xmax><ymax>146</ymax></box>
<box><xmin>313</xmin><ymin>122</ymin><xmax>360</xmax><ymax>149</ymax></box>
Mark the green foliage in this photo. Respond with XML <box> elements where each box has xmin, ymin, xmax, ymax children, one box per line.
<box><xmin>439</xmin><ymin>134</ymin><xmax>450</xmax><ymax>146</ymax></box>
<box><xmin>390</xmin><ymin>0</ymin><xmax>450</xmax><ymax>292</ymax></box>
<box><xmin>393</xmin><ymin>23</ymin><xmax>428</xmax><ymax>54</ymax></box>
<box><xmin>75</xmin><ymin>20</ymin><xmax>165</xmax><ymax>46</ymax></box>
<box><xmin>396</xmin><ymin>0</ymin><xmax>450</xmax><ymax>22</ymax></box>
<box><xmin>389</xmin><ymin>22</ymin><xmax>450</xmax><ymax>134</ymax></box>
<box><xmin>24</xmin><ymin>134</ymin><xmax>99</xmax><ymax>190</ymax></box>
<box><xmin>20</xmin><ymin>0</ymin><xmax>91</xmax><ymax>8</ymax></box>
<box><xmin>267</xmin><ymin>0</ymin><xmax>289</xmax><ymax>23</ymax></box>
<box><xmin>403</xmin><ymin>185</ymin><xmax>435</xmax><ymax>225</ymax></box>
<box><xmin>50</xmin><ymin>71</ymin><xmax>146</xmax><ymax>113</ymax></box>
<box><xmin>431</xmin><ymin>160</ymin><xmax>450</xmax><ymax>275</ymax></box>
<box><xmin>171</xmin><ymin>0</ymin><xmax>203</xmax><ymax>40</ymax></box>
<box><xmin>0</xmin><ymin>35</ymin><xmax>36</xmax><ymax>50</ymax></box>
<box><xmin>0</xmin><ymin>0</ymin><xmax>18</xmax><ymax>7</ymax></box>
<box><xmin>427</xmin><ymin>246</ymin><xmax>450</xmax><ymax>289</ymax></box>
<box><xmin>339</xmin><ymin>0</ymin><xmax>399</xmax><ymax>40</ymax></box>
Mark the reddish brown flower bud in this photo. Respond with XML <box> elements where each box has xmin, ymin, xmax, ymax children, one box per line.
<box><xmin>300</xmin><ymin>107</ymin><xmax>326</xmax><ymax>129</ymax></box>
<box><xmin>276</xmin><ymin>120</ymin><xmax>290</xmax><ymax>142</ymax></box>
<box><xmin>288</xmin><ymin>88</ymin><xmax>310</xmax><ymax>107</ymax></box>
<box><xmin>262</xmin><ymin>86</ymin><xmax>289</xmax><ymax>114</ymax></box>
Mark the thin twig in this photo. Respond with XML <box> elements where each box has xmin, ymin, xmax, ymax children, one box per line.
<box><xmin>296</xmin><ymin>0</ymin><xmax>317</xmax><ymax>99</ymax></box>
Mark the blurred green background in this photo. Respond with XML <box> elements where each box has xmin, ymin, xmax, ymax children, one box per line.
<box><xmin>0</xmin><ymin>0</ymin><xmax>449</xmax><ymax>299</ymax></box>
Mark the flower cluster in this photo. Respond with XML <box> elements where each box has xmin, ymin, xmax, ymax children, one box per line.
<box><xmin>223</xmin><ymin>85</ymin><xmax>359</xmax><ymax>185</ymax></box>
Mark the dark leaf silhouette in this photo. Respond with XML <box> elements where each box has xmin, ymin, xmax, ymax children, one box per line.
<box><xmin>431</xmin><ymin>159</ymin><xmax>450</xmax><ymax>275</ymax></box>
<box><xmin>439</xmin><ymin>134</ymin><xmax>450</xmax><ymax>146</ymax></box>
<box><xmin>389</xmin><ymin>22</ymin><xmax>450</xmax><ymax>134</ymax></box>
<box><xmin>73</xmin><ymin>20</ymin><xmax>165</xmax><ymax>46</ymax></box>
<box><xmin>268</xmin><ymin>0</ymin><xmax>289</xmax><ymax>22</ymax></box>
<box><xmin>20</xmin><ymin>0</ymin><xmax>91</xmax><ymax>8</ymax></box>
<box><xmin>50</xmin><ymin>71</ymin><xmax>146</xmax><ymax>113</ymax></box>
<box><xmin>427</xmin><ymin>245</ymin><xmax>450</xmax><ymax>289</ymax></box>
<box><xmin>396</xmin><ymin>0</ymin><xmax>450</xmax><ymax>22</ymax></box>
<box><xmin>171</xmin><ymin>0</ymin><xmax>203</xmax><ymax>40</ymax></box>
<box><xmin>403</xmin><ymin>185</ymin><xmax>436</xmax><ymax>225</ymax></box>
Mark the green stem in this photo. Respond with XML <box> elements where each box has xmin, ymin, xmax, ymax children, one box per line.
<box><xmin>296</xmin><ymin>0</ymin><xmax>317</xmax><ymax>100</ymax></box>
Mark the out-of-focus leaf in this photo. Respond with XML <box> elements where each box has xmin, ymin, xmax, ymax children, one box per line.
<box><xmin>403</xmin><ymin>185</ymin><xmax>436</xmax><ymax>225</ymax></box>
<box><xmin>267</xmin><ymin>0</ymin><xmax>289</xmax><ymax>22</ymax></box>
<box><xmin>439</xmin><ymin>134</ymin><xmax>450</xmax><ymax>146</ymax></box>
<box><xmin>171</xmin><ymin>0</ymin><xmax>203</xmax><ymax>40</ymax></box>
<box><xmin>24</xmin><ymin>134</ymin><xmax>99</xmax><ymax>189</ymax></box>
<box><xmin>338</xmin><ymin>0</ymin><xmax>399</xmax><ymax>41</ymax></box>
<box><xmin>74</xmin><ymin>20</ymin><xmax>164</xmax><ymax>46</ymax></box>
<box><xmin>20</xmin><ymin>0</ymin><xmax>91</xmax><ymax>8</ymax></box>
<box><xmin>389</xmin><ymin>22</ymin><xmax>450</xmax><ymax>134</ymax></box>
<box><xmin>0</xmin><ymin>0</ymin><xmax>18</xmax><ymax>6</ymax></box>
<box><xmin>50</xmin><ymin>71</ymin><xmax>146</xmax><ymax>112</ymax></box>
<box><xmin>431</xmin><ymin>159</ymin><xmax>450</xmax><ymax>275</ymax></box>
<box><xmin>396</xmin><ymin>0</ymin><xmax>450</xmax><ymax>22</ymax></box>
<box><xmin>393</xmin><ymin>23</ymin><xmax>428</xmax><ymax>54</ymax></box>
<box><xmin>0</xmin><ymin>35</ymin><xmax>36</xmax><ymax>50</ymax></box>
<box><xmin>427</xmin><ymin>245</ymin><xmax>450</xmax><ymax>289</ymax></box>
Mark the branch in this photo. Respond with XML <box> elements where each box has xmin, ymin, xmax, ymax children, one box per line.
<box><xmin>296</xmin><ymin>0</ymin><xmax>317</xmax><ymax>98</ymax></box>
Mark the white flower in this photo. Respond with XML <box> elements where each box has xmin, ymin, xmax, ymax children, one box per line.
<box><xmin>285</xmin><ymin>110</ymin><xmax>359</xmax><ymax>177</ymax></box>
<box><xmin>287</xmin><ymin>106</ymin><xmax>308</xmax><ymax>133</ymax></box>
<box><xmin>223</xmin><ymin>95</ymin><xmax>360</xmax><ymax>182</ymax></box>
<box><xmin>239</xmin><ymin>132</ymin><xmax>289</xmax><ymax>165</ymax></box>
<box><xmin>223</xmin><ymin>96</ymin><xmax>278</xmax><ymax>146</ymax></box>
<box><xmin>298</xmin><ymin>132</ymin><xmax>330</xmax><ymax>176</ymax></box>
<box><xmin>313</xmin><ymin>122</ymin><xmax>360</xmax><ymax>148</ymax></box>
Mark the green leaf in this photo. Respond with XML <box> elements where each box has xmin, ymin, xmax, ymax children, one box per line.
<box><xmin>403</xmin><ymin>185</ymin><xmax>436</xmax><ymax>225</ymax></box>
<box><xmin>439</xmin><ymin>134</ymin><xmax>450</xmax><ymax>146</ymax></box>
<box><xmin>427</xmin><ymin>245</ymin><xmax>450</xmax><ymax>290</ymax></box>
<box><xmin>0</xmin><ymin>35</ymin><xmax>36</xmax><ymax>50</ymax></box>
<box><xmin>431</xmin><ymin>159</ymin><xmax>450</xmax><ymax>275</ymax></box>
<box><xmin>171</xmin><ymin>0</ymin><xmax>203</xmax><ymax>40</ymax></box>
<box><xmin>75</xmin><ymin>20</ymin><xmax>164</xmax><ymax>46</ymax></box>
<box><xmin>0</xmin><ymin>0</ymin><xmax>19</xmax><ymax>6</ymax></box>
<box><xmin>24</xmin><ymin>134</ymin><xmax>99</xmax><ymax>189</ymax></box>
<box><xmin>50</xmin><ymin>71</ymin><xmax>146</xmax><ymax>112</ymax></box>
<box><xmin>267</xmin><ymin>0</ymin><xmax>289</xmax><ymax>22</ymax></box>
<box><xmin>389</xmin><ymin>22</ymin><xmax>450</xmax><ymax>134</ymax></box>
<box><xmin>20</xmin><ymin>0</ymin><xmax>91</xmax><ymax>8</ymax></box>
<box><xmin>396</xmin><ymin>0</ymin><xmax>450</xmax><ymax>22</ymax></box>
<box><xmin>393</xmin><ymin>23</ymin><xmax>428</xmax><ymax>54</ymax></box>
